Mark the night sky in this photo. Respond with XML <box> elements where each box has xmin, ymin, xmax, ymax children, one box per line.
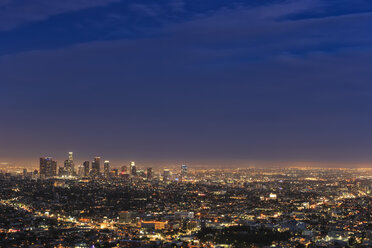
<box><xmin>1</xmin><ymin>0</ymin><xmax>372</xmax><ymax>168</ymax></box>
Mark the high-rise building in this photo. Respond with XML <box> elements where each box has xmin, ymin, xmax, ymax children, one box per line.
<box><xmin>83</xmin><ymin>161</ymin><xmax>90</xmax><ymax>177</ymax></box>
<box><xmin>181</xmin><ymin>164</ymin><xmax>188</xmax><ymax>180</ymax></box>
<box><xmin>40</xmin><ymin>157</ymin><xmax>57</xmax><ymax>178</ymax></box>
<box><xmin>68</xmin><ymin>152</ymin><xmax>73</xmax><ymax>160</ymax></box>
<box><xmin>119</xmin><ymin>211</ymin><xmax>134</xmax><ymax>224</ymax></box>
<box><xmin>163</xmin><ymin>169</ymin><xmax>171</xmax><ymax>181</ymax></box>
<box><xmin>64</xmin><ymin>152</ymin><xmax>75</xmax><ymax>176</ymax></box>
<box><xmin>64</xmin><ymin>160</ymin><xmax>73</xmax><ymax>176</ymax></box>
<box><xmin>58</xmin><ymin>166</ymin><xmax>66</xmax><ymax>177</ymax></box>
<box><xmin>137</xmin><ymin>170</ymin><xmax>146</xmax><ymax>178</ymax></box>
<box><xmin>78</xmin><ymin>165</ymin><xmax>84</xmax><ymax>177</ymax></box>
<box><xmin>147</xmin><ymin>167</ymin><xmax>153</xmax><ymax>180</ymax></box>
<box><xmin>91</xmin><ymin>157</ymin><xmax>101</xmax><ymax>177</ymax></box>
<box><xmin>51</xmin><ymin>160</ymin><xmax>57</xmax><ymax>177</ymax></box>
<box><xmin>130</xmin><ymin>161</ymin><xmax>137</xmax><ymax>176</ymax></box>
<box><xmin>104</xmin><ymin>160</ymin><xmax>110</xmax><ymax>178</ymax></box>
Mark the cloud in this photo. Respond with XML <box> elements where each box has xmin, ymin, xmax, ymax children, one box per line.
<box><xmin>1</xmin><ymin>38</ymin><xmax>372</xmax><ymax>161</ymax></box>
<box><xmin>0</xmin><ymin>0</ymin><xmax>120</xmax><ymax>31</ymax></box>
<box><xmin>169</xmin><ymin>0</ymin><xmax>185</xmax><ymax>12</ymax></box>
<box><xmin>129</xmin><ymin>4</ymin><xmax>163</xmax><ymax>17</ymax></box>
<box><xmin>160</xmin><ymin>0</ymin><xmax>372</xmax><ymax>60</ymax></box>
<box><xmin>1</xmin><ymin>0</ymin><xmax>372</xmax><ymax>161</ymax></box>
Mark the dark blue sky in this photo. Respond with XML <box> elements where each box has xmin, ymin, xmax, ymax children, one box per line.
<box><xmin>1</xmin><ymin>0</ymin><xmax>372</xmax><ymax>167</ymax></box>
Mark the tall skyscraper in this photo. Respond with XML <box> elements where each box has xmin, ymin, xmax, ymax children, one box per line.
<box><xmin>147</xmin><ymin>167</ymin><xmax>153</xmax><ymax>180</ymax></box>
<box><xmin>83</xmin><ymin>161</ymin><xmax>90</xmax><ymax>177</ymax></box>
<box><xmin>78</xmin><ymin>165</ymin><xmax>84</xmax><ymax>177</ymax></box>
<box><xmin>58</xmin><ymin>166</ymin><xmax>65</xmax><ymax>177</ymax></box>
<box><xmin>130</xmin><ymin>161</ymin><xmax>137</xmax><ymax>176</ymax></box>
<box><xmin>40</xmin><ymin>157</ymin><xmax>57</xmax><ymax>178</ymax></box>
<box><xmin>104</xmin><ymin>160</ymin><xmax>110</xmax><ymax>178</ymax></box>
<box><xmin>52</xmin><ymin>160</ymin><xmax>57</xmax><ymax>177</ymax></box>
<box><xmin>163</xmin><ymin>169</ymin><xmax>171</xmax><ymax>181</ymax></box>
<box><xmin>64</xmin><ymin>160</ymin><xmax>73</xmax><ymax>176</ymax></box>
<box><xmin>64</xmin><ymin>152</ymin><xmax>75</xmax><ymax>176</ymax></box>
<box><xmin>91</xmin><ymin>157</ymin><xmax>101</xmax><ymax>177</ymax></box>
<box><xmin>181</xmin><ymin>164</ymin><xmax>188</xmax><ymax>180</ymax></box>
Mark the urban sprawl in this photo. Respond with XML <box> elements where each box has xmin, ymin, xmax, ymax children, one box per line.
<box><xmin>0</xmin><ymin>153</ymin><xmax>371</xmax><ymax>247</ymax></box>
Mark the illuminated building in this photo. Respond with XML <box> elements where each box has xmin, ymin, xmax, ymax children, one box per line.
<box><xmin>91</xmin><ymin>157</ymin><xmax>101</xmax><ymax>177</ymax></box>
<box><xmin>141</xmin><ymin>221</ymin><xmax>167</xmax><ymax>230</ymax></box>
<box><xmin>64</xmin><ymin>152</ymin><xmax>75</xmax><ymax>176</ymax></box>
<box><xmin>175</xmin><ymin>211</ymin><xmax>194</xmax><ymax>219</ymax></box>
<box><xmin>83</xmin><ymin>161</ymin><xmax>89</xmax><ymax>177</ymax></box>
<box><xmin>78</xmin><ymin>165</ymin><xmax>84</xmax><ymax>177</ymax></box>
<box><xmin>269</xmin><ymin>193</ymin><xmax>277</xmax><ymax>200</ymax></box>
<box><xmin>58</xmin><ymin>166</ymin><xmax>66</xmax><ymax>177</ymax></box>
<box><xmin>119</xmin><ymin>211</ymin><xmax>133</xmax><ymax>223</ymax></box>
<box><xmin>40</xmin><ymin>157</ymin><xmax>57</xmax><ymax>178</ymax></box>
<box><xmin>130</xmin><ymin>161</ymin><xmax>136</xmax><ymax>176</ymax></box>
<box><xmin>137</xmin><ymin>169</ymin><xmax>146</xmax><ymax>178</ymax></box>
<box><xmin>104</xmin><ymin>160</ymin><xmax>110</xmax><ymax>178</ymax></box>
<box><xmin>147</xmin><ymin>167</ymin><xmax>153</xmax><ymax>180</ymax></box>
<box><xmin>64</xmin><ymin>160</ymin><xmax>73</xmax><ymax>176</ymax></box>
<box><xmin>181</xmin><ymin>164</ymin><xmax>188</xmax><ymax>180</ymax></box>
<box><xmin>163</xmin><ymin>169</ymin><xmax>171</xmax><ymax>181</ymax></box>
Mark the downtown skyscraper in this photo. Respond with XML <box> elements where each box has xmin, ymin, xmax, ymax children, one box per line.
<box><xmin>64</xmin><ymin>152</ymin><xmax>75</xmax><ymax>176</ymax></box>
<box><xmin>83</xmin><ymin>161</ymin><xmax>90</xmax><ymax>177</ymax></box>
<box><xmin>130</xmin><ymin>161</ymin><xmax>137</xmax><ymax>177</ymax></box>
<box><xmin>40</xmin><ymin>157</ymin><xmax>57</xmax><ymax>178</ymax></box>
<box><xmin>104</xmin><ymin>160</ymin><xmax>110</xmax><ymax>178</ymax></box>
<box><xmin>91</xmin><ymin>157</ymin><xmax>101</xmax><ymax>177</ymax></box>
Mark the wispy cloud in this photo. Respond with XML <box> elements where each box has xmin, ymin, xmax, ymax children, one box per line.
<box><xmin>129</xmin><ymin>4</ymin><xmax>163</xmax><ymax>17</ymax></box>
<box><xmin>1</xmin><ymin>0</ymin><xmax>372</xmax><ymax>161</ymax></box>
<box><xmin>0</xmin><ymin>0</ymin><xmax>120</xmax><ymax>31</ymax></box>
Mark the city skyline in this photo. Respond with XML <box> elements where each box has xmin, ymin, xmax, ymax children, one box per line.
<box><xmin>1</xmin><ymin>1</ymin><xmax>372</xmax><ymax>166</ymax></box>
<box><xmin>4</xmin><ymin>151</ymin><xmax>372</xmax><ymax>169</ymax></box>
<box><xmin>1</xmin><ymin>2</ymin><xmax>371</xmax><ymax>247</ymax></box>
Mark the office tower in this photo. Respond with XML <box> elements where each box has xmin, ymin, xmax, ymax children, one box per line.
<box><xmin>78</xmin><ymin>165</ymin><xmax>84</xmax><ymax>177</ymax></box>
<box><xmin>51</xmin><ymin>160</ymin><xmax>57</xmax><ymax>176</ymax></box>
<box><xmin>69</xmin><ymin>152</ymin><xmax>74</xmax><ymax>174</ymax></box>
<box><xmin>58</xmin><ymin>166</ymin><xmax>66</xmax><ymax>177</ymax></box>
<box><xmin>23</xmin><ymin>169</ymin><xmax>28</xmax><ymax>179</ymax></box>
<box><xmin>64</xmin><ymin>152</ymin><xmax>75</xmax><ymax>176</ymax></box>
<box><xmin>136</xmin><ymin>169</ymin><xmax>145</xmax><ymax>178</ymax></box>
<box><xmin>181</xmin><ymin>164</ymin><xmax>188</xmax><ymax>180</ymax></box>
<box><xmin>104</xmin><ymin>160</ymin><xmax>110</xmax><ymax>178</ymax></box>
<box><xmin>163</xmin><ymin>169</ymin><xmax>171</xmax><ymax>181</ymax></box>
<box><xmin>64</xmin><ymin>160</ymin><xmax>72</xmax><ymax>176</ymax></box>
<box><xmin>91</xmin><ymin>157</ymin><xmax>101</xmax><ymax>177</ymax></box>
<box><xmin>130</xmin><ymin>161</ymin><xmax>137</xmax><ymax>176</ymax></box>
<box><xmin>147</xmin><ymin>167</ymin><xmax>153</xmax><ymax>180</ymax></box>
<box><xmin>83</xmin><ymin>161</ymin><xmax>90</xmax><ymax>177</ymax></box>
<box><xmin>39</xmin><ymin>157</ymin><xmax>48</xmax><ymax>176</ymax></box>
<box><xmin>40</xmin><ymin>157</ymin><xmax>57</xmax><ymax>178</ymax></box>
<box><xmin>68</xmin><ymin>152</ymin><xmax>73</xmax><ymax>161</ymax></box>
<box><xmin>112</xmin><ymin>169</ymin><xmax>118</xmax><ymax>177</ymax></box>
<box><xmin>119</xmin><ymin>211</ymin><xmax>133</xmax><ymax>224</ymax></box>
